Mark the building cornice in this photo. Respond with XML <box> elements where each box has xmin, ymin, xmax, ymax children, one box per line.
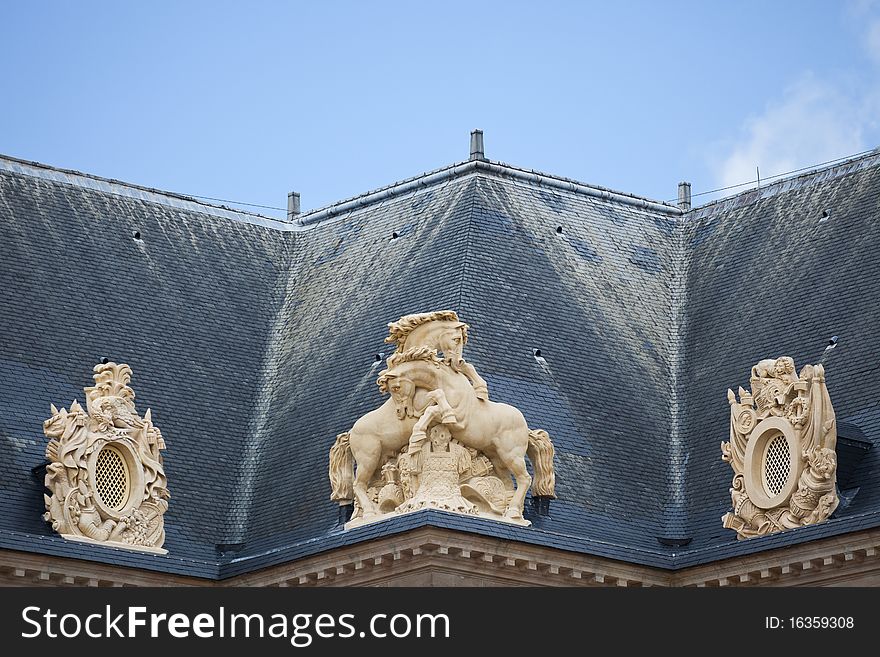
<box><xmin>3</xmin><ymin>526</ymin><xmax>878</xmax><ymax>587</ymax></box>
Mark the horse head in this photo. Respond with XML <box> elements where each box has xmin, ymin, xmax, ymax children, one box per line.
<box><xmin>431</xmin><ymin>321</ymin><xmax>469</xmax><ymax>368</ymax></box>
<box><xmin>377</xmin><ymin>372</ymin><xmax>417</xmax><ymax>419</ymax></box>
<box><xmin>377</xmin><ymin>348</ymin><xmax>444</xmax><ymax>419</ymax></box>
<box><xmin>385</xmin><ymin>310</ymin><xmax>469</xmax><ymax>368</ymax></box>
<box><xmin>401</xmin><ymin>319</ymin><xmax>468</xmax><ymax>369</ymax></box>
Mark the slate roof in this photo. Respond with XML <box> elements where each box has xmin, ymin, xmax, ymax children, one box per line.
<box><xmin>0</xmin><ymin>149</ymin><xmax>878</xmax><ymax>579</ymax></box>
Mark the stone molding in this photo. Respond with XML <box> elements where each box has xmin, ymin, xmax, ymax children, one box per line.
<box><xmin>2</xmin><ymin>526</ymin><xmax>880</xmax><ymax>587</ymax></box>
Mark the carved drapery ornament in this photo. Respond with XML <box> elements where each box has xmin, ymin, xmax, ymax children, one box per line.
<box><xmin>43</xmin><ymin>362</ymin><xmax>169</xmax><ymax>553</ymax></box>
<box><xmin>329</xmin><ymin>311</ymin><xmax>556</xmax><ymax>528</ymax></box>
<box><xmin>721</xmin><ymin>357</ymin><xmax>838</xmax><ymax>539</ymax></box>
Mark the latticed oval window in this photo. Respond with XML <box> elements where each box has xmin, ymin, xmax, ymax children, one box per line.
<box><xmin>95</xmin><ymin>444</ymin><xmax>131</xmax><ymax>511</ymax></box>
<box><xmin>762</xmin><ymin>434</ymin><xmax>791</xmax><ymax>497</ymax></box>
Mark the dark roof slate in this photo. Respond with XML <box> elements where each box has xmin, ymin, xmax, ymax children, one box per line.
<box><xmin>679</xmin><ymin>151</ymin><xmax>880</xmax><ymax>551</ymax></box>
<box><xmin>1</xmin><ymin>150</ymin><xmax>879</xmax><ymax>578</ymax></box>
<box><xmin>0</xmin><ymin>159</ymin><xmax>293</xmax><ymax>571</ymax></box>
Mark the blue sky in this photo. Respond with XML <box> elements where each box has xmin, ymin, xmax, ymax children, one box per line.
<box><xmin>3</xmin><ymin>1</ymin><xmax>880</xmax><ymax>217</ymax></box>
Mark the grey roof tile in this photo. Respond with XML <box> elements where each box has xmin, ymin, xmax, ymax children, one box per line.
<box><xmin>1</xmin><ymin>150</ymin><xmax>879</xmax><ymax>576</ymax></box>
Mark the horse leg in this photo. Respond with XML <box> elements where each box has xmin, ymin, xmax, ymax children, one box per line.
<box><xmin>489</xmin><ymin>457</ymin><xmax>515</xmax><ymax>492</ymax></box>
<box><xmin>352</xmin><ymin>449</ymin><xmax>381</xmax><ymax>519</ymax></box>
<box><xmin>460</xmin><ymin>361</ymin><xmax>489</xmax><ymax>401</ymax></box>
<box><xmin>497</xmin><ymin>441</ymin><xmax>532</xmax><ymax>520</ymax></box>
<box><xmin>426</xmin><ymin>389</ymin><xmax>457</xmax><ymax>424</ymax></box>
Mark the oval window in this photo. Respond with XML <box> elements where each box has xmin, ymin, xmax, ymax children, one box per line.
<box><xmin>95</xmin><ymin>444</ymin><xmax>130</xmax><ymax>512</ymax></box>
<box><xmin>762</xmin><ymin>434</ymin><xmax>791</xmax><ymax>498</ymax></box>
<box><xmin>743</xmin><ymin>416</ymin><xmax>800</xmax><ymax>509</ymax></box>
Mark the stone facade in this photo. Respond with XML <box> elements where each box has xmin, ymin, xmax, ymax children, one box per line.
<box><xmin>2</xmin><ymin>526</ymin><xmax>879</xmax><ymax>587</ymax></box>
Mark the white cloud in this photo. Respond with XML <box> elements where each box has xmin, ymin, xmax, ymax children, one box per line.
<box><xmin>712</xmin><ymin>4</ymin><xmax>880</xmax><ymax>195</ymax></box>
<box><xmin>714</xmin><ymin>75</ymin><xmax>868</xmax><ymax>192</ymax></box>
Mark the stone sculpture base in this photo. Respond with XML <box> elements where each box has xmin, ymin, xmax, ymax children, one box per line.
<box><xmin>345</xmin><ymin>428</ymin><xmax>532</xmax><ymax>529</ymax></box>
<box><xmin>345</xmin><ymin>508</ymin><xmax>531</xmax><ymax>531</ymax></box>
<box><xmin>61</xmin><ymin>534</ymin><xmax>168</xmax><ymax>555</ymax></box>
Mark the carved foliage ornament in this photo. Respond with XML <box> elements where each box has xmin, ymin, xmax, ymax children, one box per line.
<box><xmin>43</xmin><ymin>362</ymin><xmax>169</xmax><ymax>553</ymax></box>
<box><xmin>721</xmin><ymin>358</ymin><xmax>838</xmax><ymax>539</ymax></box>
<box><xmin>329</xmin><ymin>310</ymin><xmax>556</xmax><ymax>529</ymax></box>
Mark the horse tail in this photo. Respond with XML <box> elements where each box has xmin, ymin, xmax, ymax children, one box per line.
<box><xmin>527</xmin><ymin>429</ymin><xmax>556</xmax><ymax>498</ymax></box>
<box><xmin>329</xmin><ymin>432</ymin><xmax>354</xmax><ymax>503</ymax></box>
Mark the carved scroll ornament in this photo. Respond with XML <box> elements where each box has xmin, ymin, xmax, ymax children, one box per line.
<box><xmin>721</xmin><ymin>357</ymin><xmax>838</xmax><ymax>539</ymax></box>
<box><xmin>329</xmin><ymin>311</ymin><xmax>556</xmax><ymax>529</ymax></box>
<box><xmin>43</xmin><ymin>362</ymin><xmax>169</xmax><ymax>553</ymax></box>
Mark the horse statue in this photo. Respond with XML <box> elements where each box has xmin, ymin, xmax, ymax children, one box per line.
<box><xmin>330</xmin><ymin>313</ymin><xmax>556</xmax><ymax>527</ymax></box>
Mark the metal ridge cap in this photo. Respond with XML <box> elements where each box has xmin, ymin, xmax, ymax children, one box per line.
<box><xmin>296</xmin><ymin>158</ymin><xmax>683</xmax><ymax>228</ymax></box>
<box><xmin>217</xmin><ymin>511</ymin><xmax>676</xmax><ymax>577</ymax></box>
<box><xmin>2</xmin><ymin>151</ymin><xmax>684</xmax><ymax>232</ymax></box>
<box><xmin>296</xmin><ymin>160</ymin><xmax>479</xmax><ymax>226</ymax></box>
<box><xmin>0</xmin><ymin>528</ymin><xmax>222</xmax><ymax>577</ymax></box>
<box><xmin>0</xmin><ymin>152</ymin><xmax>288</xmax><ymax>228</ymax></box>
<box><xmin>690</xmin><ymin>146</ymin><xmax>880</xmax><ymax>216</ymax></box>
<box><xmin>474</xmin><ymin>159</ymin><xmax>683</xmax><ymax>215</ymax></box>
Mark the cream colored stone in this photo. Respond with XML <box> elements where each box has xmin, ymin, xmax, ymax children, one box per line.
<box><xmin>721</xmin><ymin>358</ymin><xmax>838</xmax><ymax>539</ymax></box>
<box><xmin>329</xmin><ymin>310</ymin><xmax>556</xmax><ymax>528</ymax></box>
<box><xmin>42</xmin><ymin>362</ymin><xmax>169</xmax><ymax>553</ymax></box>
<box><xmin>385</xmin><ymin>311</ymin><xmax>489</xmax><ymax>400</ymax></box>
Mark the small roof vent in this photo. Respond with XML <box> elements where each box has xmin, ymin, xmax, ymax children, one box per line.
<box><xmin>469</xmin><ymin>129</ymin><xmax>486</xmax><ymax>161</ymax></box>
<box><xmin>677</xmin><ymin>182</ymin><xmax>692</xmax><ymax>211</ymax></box>
<box><xmin>287</xmin><ymin>192</ymin><xmax>301</xmax><ymax>222</ymax></box>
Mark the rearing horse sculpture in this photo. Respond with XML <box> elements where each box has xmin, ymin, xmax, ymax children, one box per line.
<box><xmin>330</xmin><ymin>346</ymin><xmax>555</xmax><ymax>524</ymax></box>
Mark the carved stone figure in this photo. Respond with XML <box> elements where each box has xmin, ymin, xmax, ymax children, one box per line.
<box><xmin>330</xmin><ymin>311</ymin><xmax>556</xmax><ymax>528</ymax></box>
<box><xmin>42</xmin><ymin>362</ymin><xmax>169</xmax><ymax>553</ymax></box>
<box><xmin>397</xmin><ymin>425</ymin><xmax>478</xmax><ymax>516</ymax></box>
<box><xmin>721</xmin><ymin>358</ymin><xmax>838</xmax><ymax>539</ymax></box>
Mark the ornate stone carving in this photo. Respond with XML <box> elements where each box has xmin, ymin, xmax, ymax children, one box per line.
<box><xmin>329</xmin><ymin>311</ymin><xmax>556</xmax><ymax>528</ymax></box>
<box><xmin>42</xmin><ymin>362</ymin><xmax>169</xmax><ymax>553</ymax></box>
<box><xmin>721</xmin><ymin>358</ymin><xmax>838</xmax><ymax>539</ymax></box>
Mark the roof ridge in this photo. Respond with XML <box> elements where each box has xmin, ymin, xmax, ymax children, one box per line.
<box><xmin>296</xmin><ymin>158</ymin><xmax>683</xmax><ymax>227</ymax></box>
<box><xmin>0</xmin><ymin>153</ymin><xmax>289</xmax><ymax>228</ymax></box>
<box><xmin>1</xmin><ymin>152</ymin><xmax>684</xmax><ymax>235</ymax></box>
<box><xmin>486</xmin><ymin>158</ymin><xmax>683</xmax><ymax>210</ymax></box>
<box><xmin>662</xmin><ymin>211</ymin><xmax>692</xmax><ymax>543</ymax></box>
<box><xmin>691</xmin><ymin>147</ymin><xmax>880</xmax><ymax>216</ymax></box>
